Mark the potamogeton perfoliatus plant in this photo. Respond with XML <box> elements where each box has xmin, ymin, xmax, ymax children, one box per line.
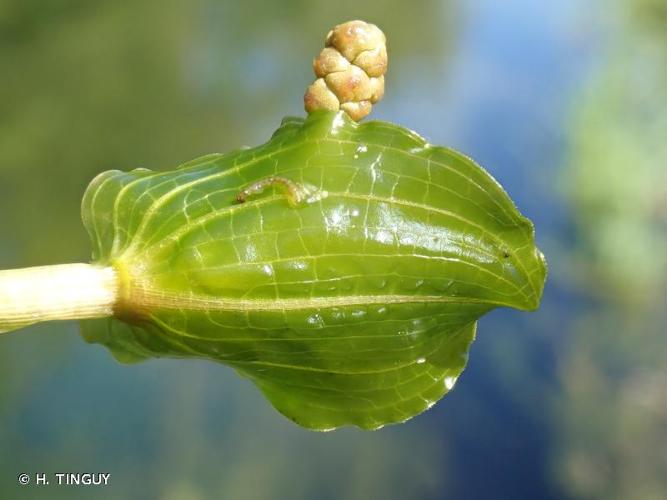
<box><xmin>0</xmin><ymin>20</ymin><xmax>546</xmax><ymax>430</ymax></box>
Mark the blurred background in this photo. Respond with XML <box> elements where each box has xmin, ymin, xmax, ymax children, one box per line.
<box><xmin>1</xmin><ymin>0</ymin><xmax>665</xmax><ymax>498</ymax></box>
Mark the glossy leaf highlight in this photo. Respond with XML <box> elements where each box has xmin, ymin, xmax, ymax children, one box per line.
<box><xmin>80</xmin><ymin>110</ymin><xmax>546</xmax><ymax>430</ymax></box>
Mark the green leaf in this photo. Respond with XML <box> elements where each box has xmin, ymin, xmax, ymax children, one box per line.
<box><xmin>80</xmin><ymin>110</ymin><xmax>547</xmax><ymax>430</ymax></box>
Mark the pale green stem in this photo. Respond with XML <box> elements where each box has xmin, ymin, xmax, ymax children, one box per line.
<box><xmin>0</xmin><ymin>263</ymin><xmax>118</xmax><ymax>334</ymax></box>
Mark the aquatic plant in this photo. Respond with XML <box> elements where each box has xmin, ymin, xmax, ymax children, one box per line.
<box><xmin>0</xmin><ymin>20</ymin><xmax>546</xmax><ymax>430</ymax></box>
